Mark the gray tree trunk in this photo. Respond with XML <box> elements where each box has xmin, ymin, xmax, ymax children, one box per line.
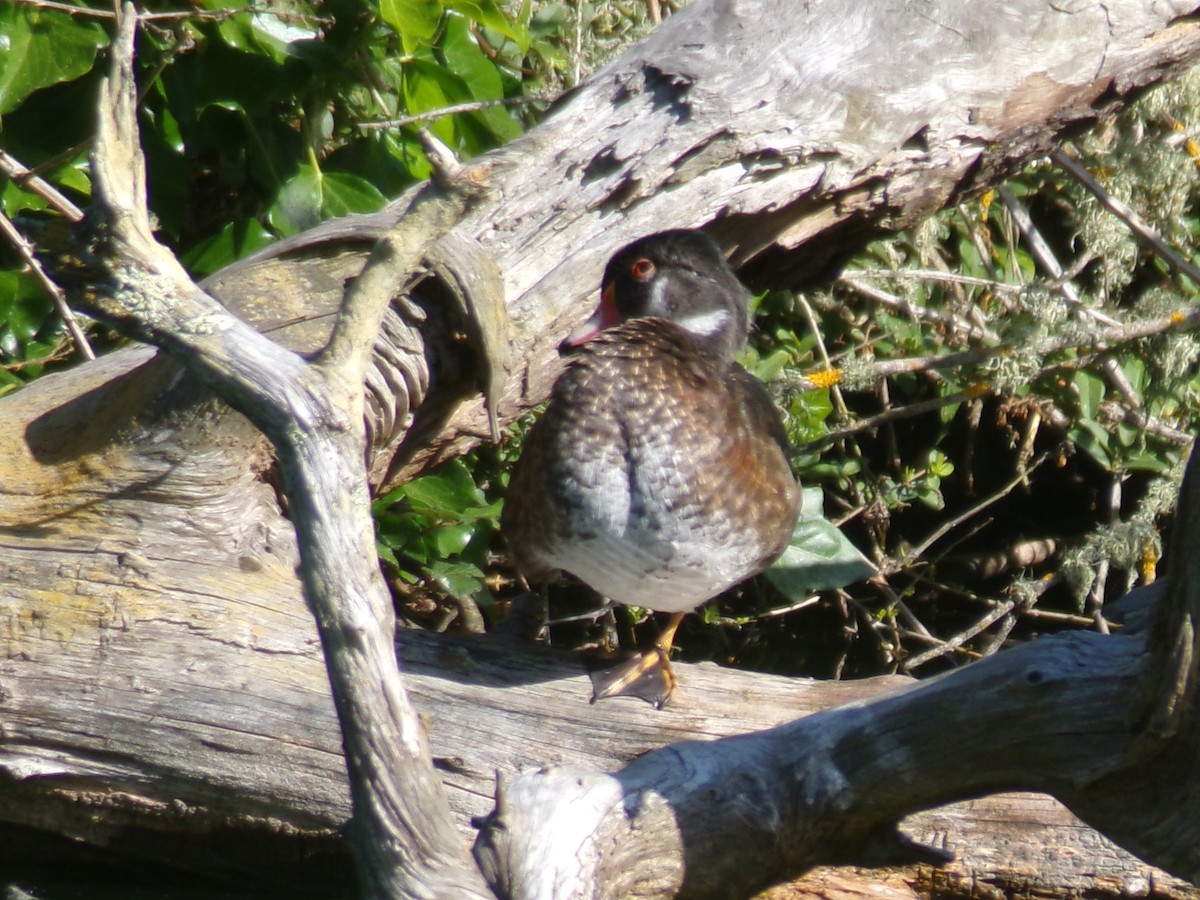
<box><xmin>3</xmin><ymin>0</ymin><xmax>1200</xmax><ymax>898</ymax></box>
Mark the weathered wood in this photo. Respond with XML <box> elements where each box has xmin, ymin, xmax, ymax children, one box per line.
<box><xmin>1</xmin><ymin>573</ymin><xmax>1194</xmax><ymax>897</ymax></box>
<box><xmin>5</xmin><ymin>0</ymin><xmax>1200</xmax><ymax>897</ymax></box>
<box><xmin>59</xmin><ymin>7</ymin><xmax>493</xmax><ymax>897</ymax></box>
<box><xmin>472</xmin><ymin>584</ymin><xmax>1200</xmax><ymax>899</ymax></box>
<box><xmin>204</xmin><ymin>0</ymin><xmax>1200</xmax><ymax>491</ymax></box>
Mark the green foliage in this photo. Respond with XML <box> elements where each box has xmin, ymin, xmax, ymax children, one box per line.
<box><xmin>0</xmin><ymin>266</ymin><xmax>57</xmax><ymax>392</ymax></box>
<box><xmin>374</xmin><ymin>457</ymin><xmax>503</xmax><ymax>603</ymax></box>
<box><xmin>764</xmin><ymin>486</ymin><xmax>876</xmax><ymax>601</ymax></box>
<box><xmin>765</xmin><ymin>69</ymin><xmax>1200</xmax><ymax>676</ymax></box>
<box><xmin>0</xmin><ymin>0</ymin><xmax>665</xmax><ymax>386</ymax></box>
<box><xmin>0</xmin><ymin>4</ymin><xmax>107</xmax><ymax>115</ymax></box>
<box><xmin>0</xmin><ymin>0</ymin><xmax>541</xmax><ymax>382</ymax></box>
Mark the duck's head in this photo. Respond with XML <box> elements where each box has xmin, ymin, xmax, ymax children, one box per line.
<box><xmin>564</xmin><ymin>230</ymin><xmax>752</xmax><ymax>362</ymax></box>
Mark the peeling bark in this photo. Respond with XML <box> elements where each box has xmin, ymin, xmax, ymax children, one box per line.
<box><xmin>4</xmin><ymin>0</ymin><xmax>1200</xmax><ymax>898</ymax></box>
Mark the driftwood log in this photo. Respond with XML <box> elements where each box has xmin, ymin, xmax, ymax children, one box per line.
<box><xmin>3</xmin><ymin>0</ymin><xmax>1200</xmax><ymax>897</ymax></box>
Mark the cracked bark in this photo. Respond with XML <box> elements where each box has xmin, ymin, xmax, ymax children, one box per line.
<box><xmin>4</xmin><ymin>0</ymin><xmax>1200</xmax><ymax>898</ymax></box>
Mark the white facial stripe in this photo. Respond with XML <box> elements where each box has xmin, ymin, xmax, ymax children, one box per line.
<box><xmin>648</xmin><ymin>276</ymin><xmax>670</xmax><ymax>317</ymax></box>
<box><xmin>673</xmin><ymin>307</ymin><xmax>731</xmax><ymax>337</ymax></box>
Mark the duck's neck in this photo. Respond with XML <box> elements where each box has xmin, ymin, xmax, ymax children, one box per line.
<box><xmin>672</xmin><ymin>305</ymin><xmax>749</xmax><ymax>364</ymax></box>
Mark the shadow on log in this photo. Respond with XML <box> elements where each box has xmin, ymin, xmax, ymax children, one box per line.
<box><xmin>474</xmin><ymin>572</ymin><xmax>1200</xmax><ymax>897</ymax></box>
<box><xmin>3</xmin><ymin>0</ymin><xmax>1200</xmax><ymax>897</ymax></box>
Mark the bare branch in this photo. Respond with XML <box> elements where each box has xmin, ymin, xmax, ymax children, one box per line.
<box><xmin>1054</xmin><ymin>146</ymin><xmax>1200</xmax><ymax>286</ymax></box>
<box><xmin>75</xmin><ymin>6</ymin><xmax>492</xmax><ymax>896</ymax></box>
<box><xmin>838</xmin><ymin>274</ymin><xmax>1000</xmax><ymax>343</ymax></box>
<box><xmin>0</xmin><ymin>209</ymin><xmax>94</xmax><ymax>361</ymax></box>
<box><xmin>358</xmin><ymin>96</ymin><xmax>553</xmax><ymax>132</ymax></box>
<box><xmin>0</xmin><ymin>148</ymin><xmax>85</xmax><ymax>222</ymax></box>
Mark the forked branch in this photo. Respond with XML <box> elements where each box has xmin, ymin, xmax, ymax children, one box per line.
<box><xmin>71</xmin><ymin>6</ymin><xmax>490</xmax><ymax>897</ymax></box>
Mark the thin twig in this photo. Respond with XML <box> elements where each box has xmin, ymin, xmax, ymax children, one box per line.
<box><xmin>957</xmin><ymin>202</ymin><xmax>1001</xmax><ymax>281</ymax></box>
<box><xmin>10</xmin><ymin>0</ymin><xmax>326</xmax><ymax>25</ymax></box>
<box><xmin>7</xmin><ymin>0</ymin><xmax>116</xmax><ymax>15</ymax></box>
<box><xmin>869</xmin><ymin>576</ymin><xmax>934</xmax><ymax>639</ymax></box>
<box><xmin>838</xmin><ymin>276</ymin><xmax>999</xmax><ymax>343</ymax></box>
<box><xmin>1099</xmin><ymin>356</ymin><xmax>1142</xmax><ymax>409</ymax></box>
<box><xmin>1055</xmin><ymin>147</ymin><xmax>1200</xmax><ymax>285</ymax></box>
<box><xmin>903</xmin><ymin>600</ymin><xmax>1016</xmax><ymax>671</ymax></box>
<box><xmin>920</xmin><ymin>517</ymin><xmax>999</xmax><ymax>573</ymax></box>
<box><xmin>975</xmin><ymin>608</ymin><xmax>1019</xmax><ymax>658</ymax></box>
<box><xmin>878</xmin><ymin>378</ymin><xmax>901</xmax><ymax>470</ymax></box>
<box><xmin>572</xmin><ymin>0</ymin><xmax>584</xmax><ymax>87</ymax></box>
<box><xmin>0</xmin><ymin>149</ymin><xmax>85</xmax><ymax>222</ymax></box>
<box><xmin>1098</xmin><ymin>400</ymin><xmax>1191</xmax><ymax>446</ymax></box>
<box><xmin>866</xmin><ymin>304</ymin><xmax>1200</xmax><ymax>381</ymax></box>
<box><xmin>0</xmin><ymin>340</ymin><xmax>76</xmax><ymax>371</ymax></box>
<box><xmin>1015</xmin><ymin>404</ymin><xmax>1040</xmax><ymax>487</ymax></box>
<box><xmin>846</xmin><ymin>595</ymin><xmax>902</xmax><ymax>667</ymax></box>
<box><xmin>847</xmin><ymin>267</ymin><xmax>1028</xmax><ymax>293</ymax></box>
<box><xmin>1054</xmin><ymin>146</ymin><xmax>1200</xmax><ymax>286</ymax></box>
<box><xmin>1023</xmin><ymin>606</ymin><xmax>1115</xmax><ymax>628</ymax></box>
<box><xmin>905</xmin><ymin>454</ymin><xmax>1048</xmax><ymax>564</ymax></box>
<box><xmin>801</xmin><ymin>386</ymin><xmax>985</xmax><ymax>455</ymax></box>
<box><xmin>0</xmin><ymin>209</ymin><xmax>95</xmax><ymax>360</ymax></box>
<box><xmin>6</xmin><ymin>0</ymin><xmax>248</xmax><ymax>20</ymax></box>
<box><xmin>797</xmin><ymin>287</ymin><xmax>1196</xmax><ymax>459</ymax></box>
<box><xmin>998</xmin><ymin>184</ymin><xmax>1121</xmax><ymax>327</ymax></box>
<box><xmin>1086</xmin><ymin>477</ymin><xmax>1122</xmax><ymax>621</ymax></box>
<box><xmin>756</xmin><ymin>594</ymin><xmax>823</xmax><ymax>618</ymax></box>
<box><xmin>962</xmin><ymin>391</ymin><xmax>983</xmax><ymax>493</ymax></box>
<box><xmin>795</xmin><ymin>292</ymin><xmax>852</xmax><ymax>417</ymax></box>
<box><xmin>998</xmin><ymin>185</ymin><xmax>1143</xmax><ymax>414</ymax></box>
<box><xmin>359</xmin><ymin>95</ymin><xmax>552</xmax><ymax>132</ymax></box>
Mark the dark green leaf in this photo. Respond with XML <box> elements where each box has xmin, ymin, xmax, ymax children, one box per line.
<box><xmin>182</xmin><ymin>218</ymin><xmax>275</xmax><ymax>278</ymax></box>
<box><xmin>1074</xmin><ymin>369</ymin><xmax>1105</xmax><ymax>420</ymax></box>
<box><xmin>320</xmin><ymin>171</ymin><xmax>388</xmax><ymax>216</ymax></box>
<box><xmin>1120</xmin><ymin>355</ymin><xmax>1148</xmax><ymax>396</ymax></box>
<box><xmin>1123</xmin><ymin>451</ymin><xmax>1172</xmax><ymax>474</ymax></box>
<box><xmin>446</xmin><ymin>0</ymin><xmax>530</xmax><ymax>51</ymax></box>
<box><xmin>402</xmin><ymin>58</ymin><xmax>460</xmax><ymax>146</ymax></box>
<box><xmin>428</xmin><ymin>558</ymin><xmax>486</xmax><ymax>596</ymax></box>
<box><xmin>1071</xmin><ymin>418</ymin><xmax>1113</xmax><ymax>471</ymax></box>
<box><xmin>0</xmin><ymin>6</ymin><xmax>107</xmax><ymax>115</ymax></box>
<box><xmin>434</xmin><ymin>522</ymin><xmax>476</xmax><ymax>557</ymax></box>
<box><xmin>267</xmin><ymin>166</ymin><xmax>387</xmax><ymax>236</ymax></box>
<box><xmin>267</xmin><ymin>166</ymin><xmax>325</xmax><ymax>235</ymax></box>
<box><xmin>401</xmin><ymin>459</ymin><xmax>487</xmax><ymax>514</ymax></box>
<box><xmin>441</xmin><ymin>15</ymin><xmax>522</xmax><ymax>142</ymax></box>
<box><xmin>380</xmin><ymin>0</ymin><xmax>444</xmax><ymax>54</ymax></box>
<box><xmin>0</xmin><ymin>269</ymin><xmax>52</xmax><ymax>343</ymax></box>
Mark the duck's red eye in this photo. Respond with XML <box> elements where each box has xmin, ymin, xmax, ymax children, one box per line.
<box><xmin>630</xmin><ymin>258</ymin><xmax>655</xmax><ymax>280</ymax></box>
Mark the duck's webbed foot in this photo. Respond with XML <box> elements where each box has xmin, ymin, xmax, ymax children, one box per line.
<box><xmin>586</xmin><ymin>611</ymin><xmax>684</xmax><ymax>708</ymax></box>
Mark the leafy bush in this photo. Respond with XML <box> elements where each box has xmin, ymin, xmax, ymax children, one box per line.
<box><xmin>755</xmin><ymin>77</ymin><xmax>1200</xmax><ymax>676</ymax></box>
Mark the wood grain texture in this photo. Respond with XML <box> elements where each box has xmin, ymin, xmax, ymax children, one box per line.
<box><xmin>205</xmin><ymin>0</ymin><xmax>1200</xmax><ymax>489</ymax></box>
<box><xmin>473</xmin><ymin>588</ymin><xmax>1199</xmax><ymax>897</ymax></box>
<box><xmin>5</xmin><ymin>0</ymin><xmax>1200</xmax><ymax>896</ymax></box>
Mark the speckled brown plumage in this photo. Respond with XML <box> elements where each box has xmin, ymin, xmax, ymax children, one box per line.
<box><xmin>502</xmin><ymin>230</ymin><xmax>801</xmax><ymax>621</ymax></box>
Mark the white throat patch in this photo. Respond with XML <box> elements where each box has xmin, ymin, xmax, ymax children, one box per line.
<box><xmin>673</xmin><ymin>307</ymin><xmax>731</xmax><ymax>338</ymax></box>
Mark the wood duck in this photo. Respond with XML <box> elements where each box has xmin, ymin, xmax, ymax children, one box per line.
<box><xmin>502</xmin><ymin>230</ymin><xmax>801</xmax><ymax>706</ymax></box>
